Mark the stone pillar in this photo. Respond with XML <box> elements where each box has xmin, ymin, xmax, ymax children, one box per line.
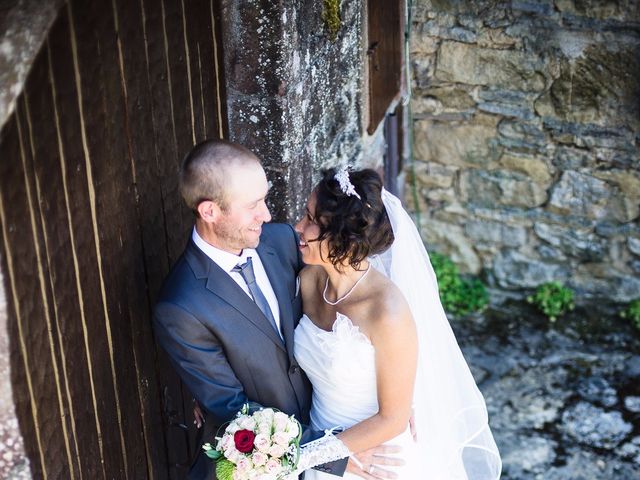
<box><xmin>218</xmin><ymin>0</ymin><xmax>367</xmax><ymax>222</ymax></box>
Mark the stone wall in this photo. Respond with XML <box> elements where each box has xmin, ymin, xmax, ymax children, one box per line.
<box><xmin>409</xmin><ymin>0</ymin><xmax>640</xmax><ymax>303</ymax></box>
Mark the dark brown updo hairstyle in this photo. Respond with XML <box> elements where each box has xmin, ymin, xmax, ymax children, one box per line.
<box><xmin>313</xmin><ymin>168</ymin><xmax>395</xmax><ymax>271</ymax></box>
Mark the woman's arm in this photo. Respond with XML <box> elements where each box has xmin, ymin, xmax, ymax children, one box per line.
<box><xmin>337</xmin><ymin>293</ymin><xmax>418</xmax><ymax>453</ymax></box>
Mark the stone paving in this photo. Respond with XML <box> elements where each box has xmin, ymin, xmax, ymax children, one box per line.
<box><xmin>456</xmin><ymin>299</ymin><xmax>640</xmax><ymax>480</ymax></box>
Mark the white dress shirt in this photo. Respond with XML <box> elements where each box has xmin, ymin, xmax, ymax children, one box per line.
<box><xmin>192</xmin><ymin>228</ymin><xmax>282</xmax><ymax>336</ymax></box>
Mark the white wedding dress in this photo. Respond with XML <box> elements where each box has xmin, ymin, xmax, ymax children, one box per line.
<box><xmin>292</xmin><ymin>189</ymin><xmax>501</xmax><ymax>480</ymax></box>
<box><xmin>294</xmin><ymin>312</ymin><xmax>419</xmax><ymax>479</ymax></box>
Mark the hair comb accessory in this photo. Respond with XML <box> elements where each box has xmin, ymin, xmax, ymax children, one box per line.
<box><xmin>334</xmin><ymin>166</ymin><xmax>361</xmax><ymax>199</ymax></box>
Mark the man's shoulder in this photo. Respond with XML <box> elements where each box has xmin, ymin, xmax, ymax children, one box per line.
<box><xmin>260</xmin><ymin>223</ymin><xmax>301</xmax><ymax>269</ymax></box>
<box><xmin>155</xmin><ymin>243</ymin><xmax>200</xmax><ymax>305</ymax></box>
<box><xmin>261</xmin><ymin>222</ymin><xmax>295</xmax><ymax>240</ymax></box>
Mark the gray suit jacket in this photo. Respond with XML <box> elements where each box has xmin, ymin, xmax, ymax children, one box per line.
<box><xmin>153</xmin><ymin>223</ymin><xmax>347</xmax><ymax>479</ymax></box>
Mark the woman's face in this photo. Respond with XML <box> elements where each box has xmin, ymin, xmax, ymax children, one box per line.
<box><xmin>294</xmin><ymin>190</ymin><xmax>328</xmax><ymax>265</ymax></box>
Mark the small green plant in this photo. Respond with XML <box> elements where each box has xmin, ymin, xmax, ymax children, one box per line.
<box><xmin>430</xmin><ymin>252</ymin><xmax>488</xmax><ymax>316</ymax></box>
<box><xmin>527</xmin><ymin>281</ymin><xmax>575</xmax><ymax>322</ymax></box>
<box><xmin>620</xmin><ymin>299</ymin><xmax>640</xmax><ymax>330</ymax></box>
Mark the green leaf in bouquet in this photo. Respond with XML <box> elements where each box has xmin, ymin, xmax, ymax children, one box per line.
<box><xmin>216</xmin><ymin>459</ymin><xmax>235</xmax><ymax>480</ymax></box>
<box><xmin>202</xmin><ymin>442</ymin><xmax>222</xmax><ymax>460</ymax></box>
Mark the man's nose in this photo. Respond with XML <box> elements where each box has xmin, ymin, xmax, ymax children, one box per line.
<box><xmin>260</xmin><ymin>201</ymin><xmax>272</xmax><ymax>222</ymax></box>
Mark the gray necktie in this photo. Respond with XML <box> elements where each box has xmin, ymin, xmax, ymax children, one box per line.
<box><xmin>233</xmin><ymin>257</ymin><xmax>280</xmax><ymax>336</ymax></box>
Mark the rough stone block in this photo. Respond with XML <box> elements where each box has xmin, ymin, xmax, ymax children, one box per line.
<box><xmin>497</xmin><ymin>119</ymin><xmax>548</xmax><ymax>154</ymax></box>
<box><xmin>492</xmin><ymin>249</ymin><xmax>569</xmax><ymax>288</ymax></box>
<box><xmin>499</xmin><ymin>152</ymin><xmax>552</xmax><ymax>184</ymax></box>
<box><xmin>460</xmin><ymin>169</ymin><xmax>548</xmax><ymax>208</ymax></box>
<box><xmin>533</xmin><ymin>222</ymin><xmax>606</xmax><ymax>260</ymax></box>
<box><xmin>555</xmin><ymin>0</ymin><xmax>640</xmax><ymax>22</ymax></box>
<box><xmin>421</xmin><ymin>220</ymin><xmax>481</xmax><ymax>274</ymax></box>
<box><xmin>549</xmin><ymin>171</ymin><xmax>613</xmax><ymax>219</ymax></box>
<box><xmin>465</xmin><ymin>219</ymin><xmax>528</xmax><ymax>247</ymax></box>
<box><xmin>553</xmin><ymin>146</ymin><xmax>595</xmax><ymax>170</ymax></box>
<box><xmin>418</xmin><ymin>85</ymin><xmax>476</xmax><ymax>110</ymax></box>
<box><xmin>435</xmin><ymin>41</ymin><xmax>546</xmax><ymax>92</ymax></box>
<box><xmin>413</xmin><ymin>120</ymin><xmax>500</xmax><ymax>168</ymax></box>
<box><xmin>411</xmin><ymin>160</ymin><xmax>458</xmax><ymax>189</ymax></box>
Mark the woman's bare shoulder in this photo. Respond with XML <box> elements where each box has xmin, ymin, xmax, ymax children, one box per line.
<box><xmin>366</xmin><ymin>271</ymin><xmax>413</xmax><ymax>327</ymax></box>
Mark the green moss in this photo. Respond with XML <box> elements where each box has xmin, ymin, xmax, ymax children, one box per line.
<box><xmin>620</xmin><ymin>299</ymin><xmax>640</xmax><ymax>330</ymax></box>
<box><xmin>430</xmin><ymin>252</ymin><xmax>488</xmax><ymax>316</ymax></box>
<box><xmin>527</xmin><ymin>281</ymin><xmax>575</xmax><ymax>322</ymax></box>
<box><xmin>323</xmin><ymin>0</ymin><xmax>341</xmax><ymax>40</ymax></box>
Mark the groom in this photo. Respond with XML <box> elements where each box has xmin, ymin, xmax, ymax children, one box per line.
<box><xmin>153</xmin><ymin>140</ymin><xmax>399</xmax><ymax>479</ymax></box>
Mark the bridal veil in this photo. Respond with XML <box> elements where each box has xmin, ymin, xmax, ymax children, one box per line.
<box><xmin>369</xmin><ymin>189</ymin><xmax>502</xmax><ymax>480</ymax></box>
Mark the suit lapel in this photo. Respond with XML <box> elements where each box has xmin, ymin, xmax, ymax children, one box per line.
<box><xmin>257</xmin><ymin>243</ymin><xmax>295</xmax><ymax>359</ymax></box>
<box><xmin>185</xmin><ymin>240</ymin><xmax>286</xmax><ymax>351</ymax></box>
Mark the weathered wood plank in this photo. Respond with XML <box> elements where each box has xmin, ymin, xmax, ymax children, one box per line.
<box><xmin>67</xmin><ymin>0</ymin><xmax>153</xmax><ymax>477</ymax></box>
<box><xmin>0</xmin><ymin>115</ymin><xmax>46</xmax><ymax>480</ymax></box>
<box><xmin>21</xmin><ymin>27</ymin><xmax>109</xmax><ymax>476</ymax></box>
<box><xmin>112</xmin><ymin>0</ymin><xmax>178</xmax><ymax>477</ymax></box>
<box><xmin>160</xmin><ymin>0</ymin><xmax>197</xmax><ymax>253</ymax></box>
<box><xmin>141</xmin><ymin>0</ymin><xmax>193</xmax><ymax>476</ymax></box>
<box><xmin>48</xmin><ymin>5</ymin><xmax>132</xmax><ymax>477</ymax></box>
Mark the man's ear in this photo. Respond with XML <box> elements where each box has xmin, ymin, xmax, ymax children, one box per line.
<box><xmin>196</xmin><ymin>200</ymin><xmax>221</xmax><ymax>223</ymax></box>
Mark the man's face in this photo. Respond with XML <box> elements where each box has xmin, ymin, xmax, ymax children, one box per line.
<box><xmin>213</xmin><ymin>162</ymin><xmax>272</xmax><ymax>254</ymax></box>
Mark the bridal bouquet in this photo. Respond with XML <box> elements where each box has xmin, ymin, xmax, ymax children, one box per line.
<box><xmin>203</xmin><ymin>404</ymin><xmax>302</xmax><ymax>480</ymax></box>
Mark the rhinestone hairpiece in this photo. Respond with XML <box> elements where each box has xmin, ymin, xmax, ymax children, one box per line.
<box><xmin>334</xmin><ymin>166</ymin><xmax>361</xmax><ymax>200</ymax></box>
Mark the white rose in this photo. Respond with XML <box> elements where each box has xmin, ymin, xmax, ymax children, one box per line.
<box><xmin>265</xmin><ymin>458</ymin><xmax>282</xmax><ymax>475</ymax></box>
<box><xmin>271</xmin><ymin>431</ymin><xmax>289</xmax><ymax>446</ymax></box>
<box><xmin>225</xmin><ymin>448</ymin><xmax>243</xmax><ymax>463</ymax></box>
<box><xmin>273</xmin><ymin>412</ymin><xmax>289</xmax><ymax>431</ymax></box>
<box><xmin>254</xmin><ymin>434</ymin><xmax>271</xmax><ymax>453</ymax></box>
<box><xmin>260</xmin><ymin>409</ymin><xmax>275</xmax><ymax>421</ymax></box>
<box><xmin>237</xmin><ymin>457</ymin><xmax>254</xmax><ymax>473</ymax></box>
<box><xmin>238</xmin><ymin>416</ymin><xmax>257</xmax><ymax>431</ymax></box>
<box><xmin>226</xmin><ymin>421</ymin><xmax>241</xmax><ymax>434</ymax></box>
<box><xmin>285</xmin><ymin>422</ymin><xmax>299</xmax><ymax>439</ymax></box>
<box><xmin>233</xmin><ymin>469</ymin><xmax>249</xmax><ymax>480</ymax></box>
<box><xmin>221</xmin><ymin>435</ymin><xmax>234</xmax><ymax>451</ymax></box>
<box><xmin>252</xmin><ymin>451</ymin><xmax>268</xmax><ymax>466</ymax></box>
<box><xmin>268</xmin><ymin>444</ymin><xmax>286</xmax><ymax>458</ymax></box>
<box><xmin>257</xmin><ymin>421</ymin><xmax>272</xmax><ymax>435</ymax></box>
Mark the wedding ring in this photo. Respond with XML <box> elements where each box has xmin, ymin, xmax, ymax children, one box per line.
<box><xmin>368</xmin><ymin>464</ymin><xmax>375</xmax><ymax>474</ymax></box>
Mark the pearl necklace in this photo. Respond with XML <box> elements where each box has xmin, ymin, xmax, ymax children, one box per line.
<box><xmin>322</xmin><ymin>263</ymin><xmax>372</xmax><ymax>305</ymax></box>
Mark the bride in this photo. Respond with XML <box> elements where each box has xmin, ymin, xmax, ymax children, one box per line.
<box><xmin>291</xmin><ymin>167</ymin><xmax>501</xmax><ymax>479</ymax></box>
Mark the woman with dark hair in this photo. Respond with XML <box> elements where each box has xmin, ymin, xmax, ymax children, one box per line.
<box><xmin>290</xmin><ymin>168</ymin><xmax>501</xmax><ymax>479</ymax></box>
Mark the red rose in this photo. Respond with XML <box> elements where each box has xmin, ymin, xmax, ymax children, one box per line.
<box><xmin>234</xmin><ymin>429</ymin><xmax>256</xmax><ymax>453</ymax></box>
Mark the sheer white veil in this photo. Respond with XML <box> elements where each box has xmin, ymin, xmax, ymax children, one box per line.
<box><xmin>369</xmin><ymin>189</ymin><xmax>502</xmax><ymax>480</ymax></box>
